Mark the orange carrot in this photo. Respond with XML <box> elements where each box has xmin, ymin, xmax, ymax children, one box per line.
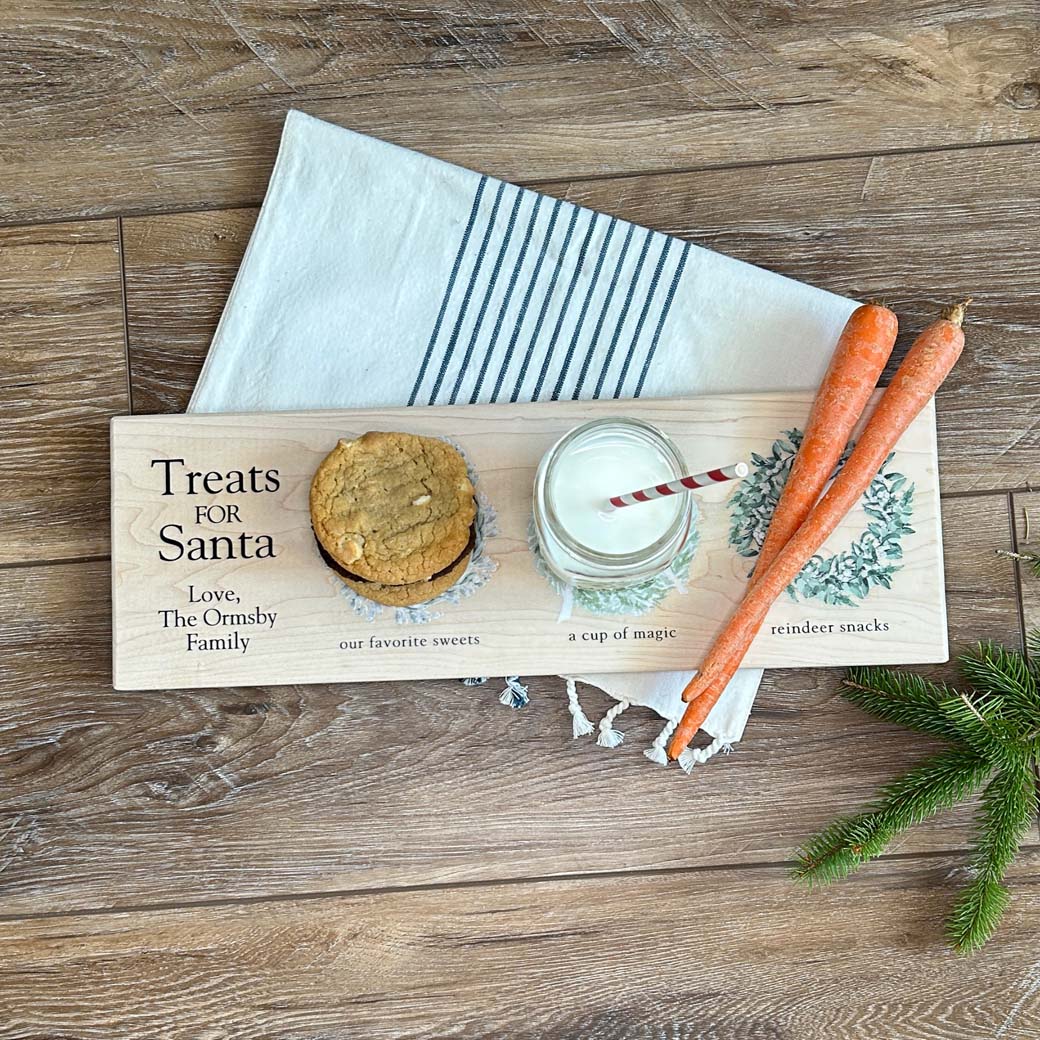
<box><xmin>668</xmin><ymin>302</ymin><xmax>969</xmax><ymax>761</ymax></box>
<box><xmin>748</xmin><ymin>302</ymin><xmax>898</xmax><ymax>588</ymax></box>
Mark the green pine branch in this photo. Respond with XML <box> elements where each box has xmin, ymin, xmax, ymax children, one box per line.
<box><xmin>870</xmin><ymin>745</ymin><xmax>994</xmax><ymax>828</ymax></box>
<box><xmin>793</xmin><ymin>746</ymin><xmax>991</xmax><ymax>884</ymax></box>
<box><xmin>793</xmin><ymin>813</ymin><xmax>895</xmax><ymax>886</ymax></box>
<box><xmin>959</xmin><ymin>641</ymin><xmax>1039</xmax><ymax>726</ymax></box>
<box><xmin>795</xmin><ymin>632</ymin><xmax>1040</xmax><ymax>954</ymax></box>
<box><xmin>936</xmin><ymin>686</ymin><xmax>1032</xmax><ymax>773</ymax></box>
<box><xmin>947</xmin><ymin>760</ymin><xmax>1038</xmax><ymax>954</ymax></box>
<box><xmin>841</xmin><ymin>667</ymin><xmax>962</xmax><ymax>742</ymax></box>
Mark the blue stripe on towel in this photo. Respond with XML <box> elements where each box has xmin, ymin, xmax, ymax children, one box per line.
<box><xmin>468</xmin><ymin>193</ymin><xmax>543</xmax><ymax>404</ymax></box>
<box><xmin>634</xmin><ymin>240</ymin><xmax>691</xmax><ymax>397</ymax></box>
<box><xmin>612</xmin><ymin>236</ymin><xmax>672</xmax><ymax>398</ymax></box>
<box><xmin>509</xmin><ymin>203</ymin><xmax>581</xmax><ymax>403</ymax></box>
<box><xmin>489</xmin><ymin>197</ymin><xmax>563</xmax><ymax>403</ymax></box>
<box><xmin>448</xmin><ymin>184</ymin><xmax>525</xmax><ymax>404</ymax></box>
<box><xmin>592</xmin><ymin>226</ymin><xmax>654</xmax><ymax>399</ymax></box>
<box><xmin>417</xmin><ymin>183</ymin><xmax>692</xmax><ymax>411</ymax></box>
<box><xmin>530</xmin><ymin>209</ymin><xmax>600</xmax><ymax>401</ymax></box>
<box><xmin>427</xmin><ymin>179</ymin><xmax>507</xmax><ymax>404</ymax></box>
<box><xmin>570</xmin><ymin>221</ymin><xmax>635</xmax><ymax>400</ymax></box>
<box><xmin>408</xmin><ymin>175</ymin><xmax>488</xmax><ymax>406</ymax></box>
<box><xmin>550</xmin><ymin>216</ymin><xmax>618</xmax><ymax>401</ymax></box>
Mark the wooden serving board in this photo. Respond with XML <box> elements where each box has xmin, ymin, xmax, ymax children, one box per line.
<box><xmin>110</xmin><ymin>393</ymin><xmax>947</xmax><ymax>691</ymax></box>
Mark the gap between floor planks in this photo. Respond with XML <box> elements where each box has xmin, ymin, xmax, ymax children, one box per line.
<box><xmin>0</xmin><ymin>841</ymin><xmax>1038</xmax><ymax>929</ymax></box>
<box><xmin>2</xmin><ymin>133</ymin><xmax>1040</xmax><ymax>233</ymax></box>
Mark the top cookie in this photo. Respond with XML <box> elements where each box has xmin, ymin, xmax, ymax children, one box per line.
<box><xmin>310</xmin><ymin>432</ymin><xmax>476</xmax><ymax>586</ymax></box>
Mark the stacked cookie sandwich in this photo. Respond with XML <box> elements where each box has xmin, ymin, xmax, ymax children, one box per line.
<box><xmin>310</xmin><ymin>432</ymin><xmax>476</xmax><ymax>606</ymax></box>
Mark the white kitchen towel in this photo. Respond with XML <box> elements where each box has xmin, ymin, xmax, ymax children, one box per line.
<box><xmin>190</xmin><ymin>110</ymin><xmax>855</xmax><ymax>766</ymax></box>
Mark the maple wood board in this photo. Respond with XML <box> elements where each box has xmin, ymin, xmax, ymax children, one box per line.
<box><xmin>109</xmin><ymin>392</ymin><xmax>946</xmax><ymax>690</ymax></box>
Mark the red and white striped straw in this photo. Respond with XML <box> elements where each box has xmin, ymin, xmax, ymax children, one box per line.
<box><xmin>607</xmin><ymin>461</ymin><xmax>749</xmax><ymax>509</ymax></box>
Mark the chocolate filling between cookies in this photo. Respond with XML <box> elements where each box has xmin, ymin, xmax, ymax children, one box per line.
<box><xmin>313</xmin><ymin>527</ymin><xmax>476</xmax><ymax>587</ymax></box>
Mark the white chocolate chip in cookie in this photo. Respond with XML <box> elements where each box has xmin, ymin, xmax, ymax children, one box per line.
<box><xmin>338</xmin><ymin>532</ymin><xmax>365</xmax><ymax>562</ymax></box>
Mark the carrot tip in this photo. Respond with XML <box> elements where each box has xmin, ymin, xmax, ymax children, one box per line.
<box><xmin>941</xmin><ymin>299</ymin><xmax>972</xmax><ymax>326</ymax></box>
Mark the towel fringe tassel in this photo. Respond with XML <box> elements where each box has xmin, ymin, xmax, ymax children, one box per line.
<box><xmin>678</xmin><ymin>736</ymin><xmax>733</xmax><ymax>774</ymax></box>
<box><xmin>565</xmin><ymin>678</ymin><xmax>594</xmax><ymax>738</ymax></box>
<box><xmin>644</xmin><ymin>719</ymin><xmax>677</xmax><ymax>765</ymax></box>
<box><xmin>498</xmin><ymin>676</ymin><xmax>529</xmax><ymax>709</ymax></box>
<box><xmin>596</xmin><ymin>700</ymin><xmax>629</xmax><ymax>748</ymax></box>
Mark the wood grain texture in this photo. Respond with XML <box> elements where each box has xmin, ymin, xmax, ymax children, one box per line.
<box><xmin>0</xmin><ymin>495</ymin><xmax>1022</xmax><ymax>916</ymax></box>
<box><xmin>3</xmin><ymin>853</ymin><xmax>1040</xmax><ymax>1040</ymax></box>
<box><xmin>0</xmin><ymin>221</ymin><xmax>127</xmax><ymax>563</ymax></box>
<box><xmin>1012</xmin><ymin>490</ymin><xmax>1040</xmax><ymax>636</ymax></box>
<box><xmin>935</xmin><ymin>496</ymin><xmax>1027</xmax><ymax>652</ymax></box>
<box><xmin>3</xmin><ymin>2</ymin><xmax>1039</xmax><ymax>223</ymax></box>
<box><xmin>123</xmin><ymin>208</ymin><xmax>252</xmax><ymax>413</ymax></box>
<box><xmin>122</xmin><ymin>142</ymin><xmax>1040</xmax><ymax>492</ymax></box>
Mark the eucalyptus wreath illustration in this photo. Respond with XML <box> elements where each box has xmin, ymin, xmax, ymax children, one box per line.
<box><xmin>729</xmin><ymin>429</ymin><xmax>915</xmax><ymax>606</ymax></box>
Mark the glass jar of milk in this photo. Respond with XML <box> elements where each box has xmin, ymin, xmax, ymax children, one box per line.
<box><xmin>532</xmin><ymin>418</ymin><xmax>695</xmax><ymax>589</ymax></box>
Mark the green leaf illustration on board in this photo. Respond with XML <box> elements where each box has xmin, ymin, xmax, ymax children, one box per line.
<box><xmin>729</xmin><ymin>429</ymin><xmax>915</xmax><ymax>606</ymax></box>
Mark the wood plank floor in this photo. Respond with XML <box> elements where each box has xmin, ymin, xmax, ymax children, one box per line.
<box><xmin>0</xmin><ymin>222</ymin><xmax>127</xmax><ymax>563</ymax></box>
<box><xmin>4</xmin><ymin>854</ymin><xmax>1040</xmax><ymax>1040</ymax></box>
<box><xmin>1</xmin><ymin>3</ymin><xmax>1039</xmax><ymax>1037</ymax></box>
<box><xmin>3</xmin><ymin>2</ymin><xmax>1038</xmax><ymax>223</ymax></box>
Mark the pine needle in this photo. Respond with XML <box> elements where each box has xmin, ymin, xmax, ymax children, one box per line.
<box><xmin>996</xmin><ymin>548</ymin><xmax>1040</xmax><ymax>580</ymax></box>
<box><xmin>1027</xmin><ymin>629</ymin><xmax>1040</xmax><ymax>661</ymax></box>
<box><xmin>794</xmin><ymin>746</ymin><xmax>991</xmax><ymax>887</ymax></box>
<box><xmin>959</xmin><ymin>641</ymin><xmax>1039</xmax><ymax>723</ymax></box>
<box><xmin>947</xmin><ymin>761</ymin><xmax>1037</xmax><ymax>954</ymax></box>
<box><xmin>841</xmin><ymin>667</ymin><xmax>961</xmax><ymax>741</ymax></box>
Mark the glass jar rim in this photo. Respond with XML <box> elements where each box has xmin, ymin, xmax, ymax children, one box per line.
<box><xmin>539</xmin><ymin>416</ymin><xmax>694</xmax><ymax>569</ymax></box>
